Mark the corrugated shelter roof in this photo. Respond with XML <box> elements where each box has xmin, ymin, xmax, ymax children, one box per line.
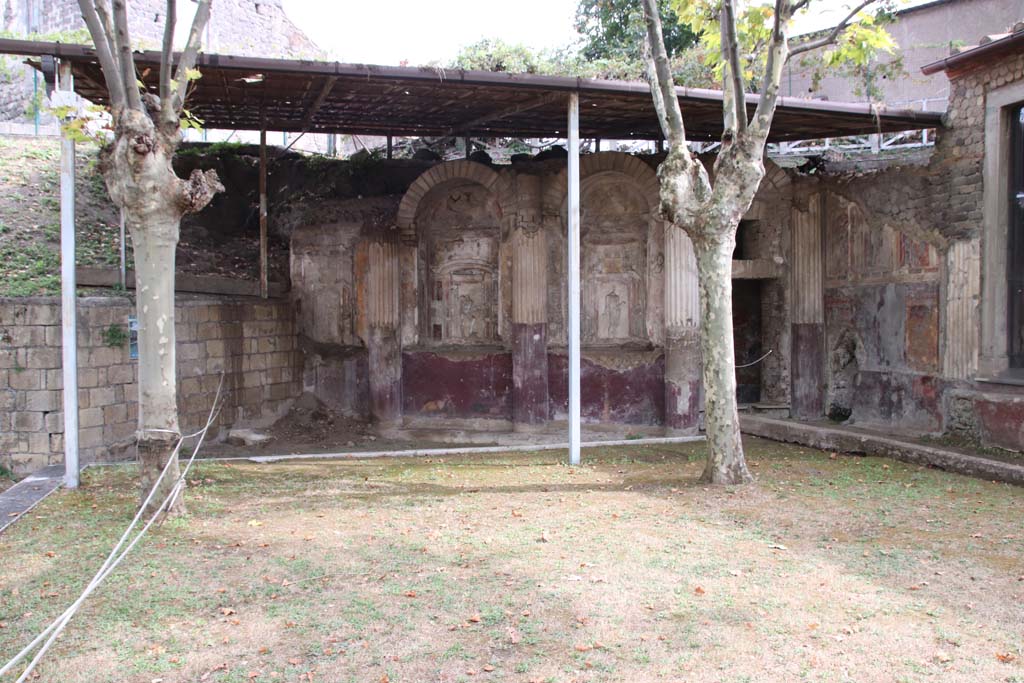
<box><xmin>1</xmin><ymin>38</ymin><xmax>943</xmax><ymax>143</ymax></box>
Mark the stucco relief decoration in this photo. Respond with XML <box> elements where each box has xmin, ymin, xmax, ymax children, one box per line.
<box><xmin>417</xmin><ymin>181</ymin><xmax>501</xmax><ymax>344</ymax></box>
<box><xmin>580</xmin><ymin>177</ymin><xmax>648</xmax><ymax>344</ymax></box>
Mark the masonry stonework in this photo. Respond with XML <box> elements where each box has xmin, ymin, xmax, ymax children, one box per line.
<box><xmin>0</xmin><ymin>296</ymin><xmax>302</xmax><ymax>475</ymax></box>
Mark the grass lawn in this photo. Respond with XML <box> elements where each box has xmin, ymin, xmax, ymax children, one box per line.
<box><xmin>1</xmin><ymin>437</ymin><xmax>1022</xmax><ymax>683</ymax></box>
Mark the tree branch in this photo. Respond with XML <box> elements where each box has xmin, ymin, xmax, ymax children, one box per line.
<box><xmin>788</xmin><ymin>0</ymin><xmax>875</xmax><ymax>58</ymax></box>
<box><xmin>109</xmin><ymin>0</ymin><xmax>143</xmax><ymax>111</ymax></box>
<box><xmin>749</xmin><ymin>0</ymin><xmax>792</xmax><ymax>141</ymax></box>
<box><xmin>170</xmin><ymin>0</ymin><xmax>212</xmax><ymax>114</ymax></box>
<box><xmin>76</xmin><ymin>0</ymin><xmax>126</xmax><ymax>110</ymax></box>
<box><xmin>159</xmin><ymin>0</ymin><xmax>175</xmax><ymax>104</ymax></box>
<box><xmin>720</xmin><ymin>0</ymin><xmax>747</xmax><ymax>135</ymax></box>
<box><xmin>640</xmin><ymin>0</ymin><xmax>686</xmax><ymax>147</ymax></box>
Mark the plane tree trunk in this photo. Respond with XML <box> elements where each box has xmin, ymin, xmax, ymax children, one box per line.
<box><xmin>78</xmin><ymin>0</ymin><xmax>219</xmax><ymax>512</ymax></box>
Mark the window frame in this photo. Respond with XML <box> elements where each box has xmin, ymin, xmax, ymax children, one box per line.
<box><xmin>979</xmin><ymin>81</ymin><xmax>1024</xmax><ymax>381</ymax></box>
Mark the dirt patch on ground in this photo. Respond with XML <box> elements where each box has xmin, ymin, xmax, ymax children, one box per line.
<box><xmin>203</xmin><ymin>393</ymin><xmax>458</xmax><ymax>458</ymax></box>
<box><xmin>1</xmin><ymin>439</ymin><xmax>1022</xmax><ymax>682</ymax></box>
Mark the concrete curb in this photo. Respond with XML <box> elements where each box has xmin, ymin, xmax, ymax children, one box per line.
<box><xmin>0</xmin><ymin>465</ymin><xmax>64</xmax><ymax>535</ymax></box>
<box><xmin>741</xmin><ymin>415</ymin><xmax>1024</xmax><ymax>486</ymax></box>
<box><xmin>245</xmin><ymin>435</ymin><xmax>706</xmax><ymax>464</ymax></box>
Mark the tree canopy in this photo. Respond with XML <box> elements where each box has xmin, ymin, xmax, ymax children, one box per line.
<box><xmin>575</xmin><ymin>0</ymin><xmax>697</xmax><ymax>60</ymax></box>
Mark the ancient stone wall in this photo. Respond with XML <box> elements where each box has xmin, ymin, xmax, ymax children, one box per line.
<box><xmin>806</xmin><ymin>46</ymin><xmax>1024</xmax><ymax>444</ymax></box>
<box><xmin>0</xmin><ymin>296</ymin><xmax>302</xmax><ymax>475</ymax></box>
<box><xmin>292</xmin><ymin>151</ymin><xmax>793</xmax><ymax>433</ymax></box>
<box><xmin>820</xmin><ymin>188</ymin><xmax>944</xmax><ymax>431</ymax></box>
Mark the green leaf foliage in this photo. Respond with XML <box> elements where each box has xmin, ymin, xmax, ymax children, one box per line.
<box><xmin>575</xmin><ymin>0</ymin><xmax>698</xmax><ymax>60</ymax></box>
<box><xmin>667</xmin><ymin>0</ymin><xmax>900</xmax><ymax>96</ymax></box>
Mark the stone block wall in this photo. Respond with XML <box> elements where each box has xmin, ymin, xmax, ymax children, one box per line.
<box><xmin>0</xmin><ymin>295</ymin><xmax>302</xmax><ymax>476</ymax></box>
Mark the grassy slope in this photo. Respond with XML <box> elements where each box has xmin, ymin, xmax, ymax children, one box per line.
<box><xmin>0</xmin><ymin>137</ymin><xmax>123</xmax><ymax>297</ymax></box>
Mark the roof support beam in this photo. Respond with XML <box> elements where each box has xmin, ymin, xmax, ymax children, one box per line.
<box><xmin>444</xmin><ymin>91</ymin><xmax>561</xmax><ymax>137</ymax></box>
<box><xmin>300</xmin><ymin>75</ymin><xmax>337</xmax><ymax>131</ymax></box>
<box><xmin>566</xmin><ymin>92</ymin><xmax>581</xmax><ymax>467</ymax></box>
<box><xmin>259</xmin><ymin>125</ymin><xmax>268</xmax><ymax>299</ymax></box>
<box><xmin>58</xmin><ymin>59</ymin><xmax>79</xmax><ymax>488</ymax></box>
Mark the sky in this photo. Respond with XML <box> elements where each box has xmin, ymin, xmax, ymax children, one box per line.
<box><xmin>282</xmin><ymin>0</ymin><xmax>940</xmax><ymax>67</ymax></box>
<box><xmin>285</xmin><ymin>0</ymin><xmax>581</xmax><ymax>66</ymax></box>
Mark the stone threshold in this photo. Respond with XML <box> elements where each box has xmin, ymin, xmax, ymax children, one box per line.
<box><xmin>0</xmin><ymin>465</ymin><xmax>64</xmax><ymax>535</ymax></box>
<box><xmin>741</xmin><ymin>415</ymin><xmax>1024</xmax><ymax>486</ymax></box>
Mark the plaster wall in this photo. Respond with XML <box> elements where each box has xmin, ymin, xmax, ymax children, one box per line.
<box><xmin>290</xmin><ymin>152</ymin><xmax>794</xmax><ymax>434</ymax></box>
<box><xmin>805</xmin><ymin>44</ymin><xmax>1024</xmax><ymax>449</ymax></box>
<box><xmin>781</xmin><ymin>0</ymin><xmax>1021</xmax><ymax>108</ymax></box>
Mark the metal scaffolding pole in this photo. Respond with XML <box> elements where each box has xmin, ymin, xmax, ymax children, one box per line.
<box><xmin>567</xmin><ymin>93</ymin><xmax>581</xmax><ymax>466</ymax></box>
<box><xmin>57</xmin><ymin>60</ymin><xmax>78</xmax><ymax>488</ymax></box>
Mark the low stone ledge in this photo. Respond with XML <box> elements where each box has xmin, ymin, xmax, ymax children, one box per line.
<box><xmin>741</xmin><ymin>415</ymin><xmax>1024</xmax><ymax>486</ymax></box>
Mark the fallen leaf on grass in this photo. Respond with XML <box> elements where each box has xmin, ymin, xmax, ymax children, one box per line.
<box><xmin>467</xmin><ymin>613</ymin><xmax>481</xmax><ymax>623</ymax></box>
<box><xmin>404</xmin><ymin>590</ymin><xmax>417</xmax><ymax>598</ymax></box>
<box><xmin>693</xmin><ymin>586</ymin><xmax>705</xmax><ymax>596</ymax></box>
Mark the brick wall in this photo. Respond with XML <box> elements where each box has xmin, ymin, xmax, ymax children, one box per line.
<box><xmin>0</xmin><ymin>295</ymin><xmax>303</xmax><ymax>476</ymax></box>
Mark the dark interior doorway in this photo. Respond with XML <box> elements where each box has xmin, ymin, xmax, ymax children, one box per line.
<box><xmin>733</xmin><ymin>279</ymin><xmax>763</xmax><ymax>403</ymax></box>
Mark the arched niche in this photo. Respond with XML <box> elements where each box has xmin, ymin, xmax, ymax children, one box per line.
<box><xmin>580</xmin><ymin>172</ymin><xmax>651</xmax><ymax>343</ymax></box>
<box><xmin>407</xmin><ymin>171</ymin><xmax>503</xmax><ymax>345</ymax></box>
<box><xmin>552</xmin><ymin>153</ymin><xmax>664</xmax><ymax>346</ymax></box>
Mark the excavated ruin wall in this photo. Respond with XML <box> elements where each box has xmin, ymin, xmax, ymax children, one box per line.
<box><xmin>286</xmin><ymin>152</ymin><xmax>794</xmax><ymax>430</ymax></box>
<box><xmin>812</xmin><ymin>47</ymin><xmax>1024</xmax><ymax>448</ymax></box>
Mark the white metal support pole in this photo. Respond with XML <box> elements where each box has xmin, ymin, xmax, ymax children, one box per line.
<box><xmin>57</xmin><ymin>60</ymin><xmax>79</xmax><ymax>488</ymax></box>
<box><xmin>567</xmin><ymin>93</ymin><xmax>581</xmax><ymax>466</ymax></box>
<box><xmin>118</xmin><ymin>208</ymin><xmax>126</xmax><ymax>288</ymax></box>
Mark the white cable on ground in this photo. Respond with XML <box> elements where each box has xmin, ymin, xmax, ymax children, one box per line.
<box><xmin>0</xmin><ymin>376</ymin><xmax>224</xmax><ymax>681</ymax></box>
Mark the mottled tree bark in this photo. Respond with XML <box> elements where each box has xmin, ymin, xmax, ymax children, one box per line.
<box><xmin>694</xmin><ymin>234</ymin><xmax>752</xmax><ymax>483</ymax></box>
<box><xmin>80</xmin><ymin>0</ymin><xmax>219</xmax><ymax>513</ymax></box>
<box><xmin>640</xmin><ymin>0</ymin><xmax>799</xmax><ymax>483</ymax></box>
<box><xmin>101</xmin><ymin>109</ymin><xmax>222</xmax><ymax>513</ymax></box>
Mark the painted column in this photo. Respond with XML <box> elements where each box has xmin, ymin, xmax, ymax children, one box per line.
<box><xmin>511</xmin><ymin>173</ymin><xmax>549</xmax><ymax>429</ymax></box>
<box><xmin>664</xmin><ymin>225</ymin><xmax>702</xmax><ymax>434</ymax></box>
<box><xmin>366</xmin><ymin>240</ymin><xmax>402</xmax><ymax>424</ymax></box>
<box><xmin>790</xmin><ymin>191</ymin><xmax>826</xmax><ymax>419</ymax></box>
<box><xmin>943</xmin><ymin>238</ymin><xmax>980</xmax><ymax>380</ymax></box>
